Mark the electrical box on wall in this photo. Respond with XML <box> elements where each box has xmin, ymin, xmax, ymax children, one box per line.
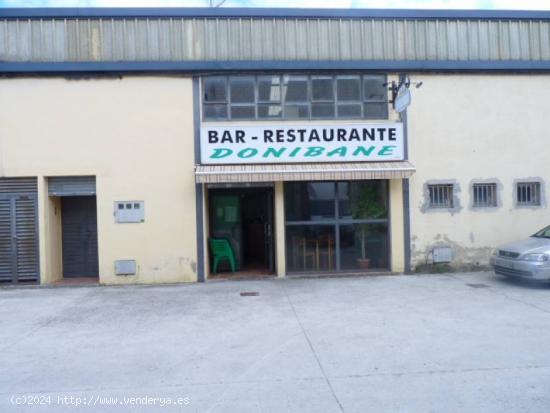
<box><xmin>115</xmin><ymin>260</ymin><xmax>137</xmax><ymax>275</ymax></box>
<box><xmin>114</xmin><ymin>201</ymin><xmax>144</xmax><ymax>223</ymax></box>
<box><xmin>432</xmin><ymin>247</ymin><xmax>453</xmax><ymax>263</ymax></box>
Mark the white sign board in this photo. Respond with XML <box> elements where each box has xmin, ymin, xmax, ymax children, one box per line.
<box><xmin>200</xmin><ymin>123</ymin><xmax>404</xmax><ymax>165</ymax></box>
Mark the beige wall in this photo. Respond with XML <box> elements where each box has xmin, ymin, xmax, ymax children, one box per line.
<box><xmin>0</xmin><ymin>76</ymin><xmax>197</xmax><ymax>284</ymax></box>
<box><xmin>408</xmin><ymin>74</ymin><xmax>550</xmax><ymax>269</ymax></box>
<box><xmin>42</xmin><ymin>188</ymin><xmax>63</xmax><ymax>284</ymax></box>
<box><xmin>389</xmin><ymin>179</ymin><xmax>405</xmax><ymax>273</ymax></box>
<box><xmin>274</xmin><ymin>181</ymin><xmax>286</xmax><ymax>277</ymax></box>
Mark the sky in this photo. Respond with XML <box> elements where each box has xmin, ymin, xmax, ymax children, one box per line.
<box><xmin>1</xmin><ymin>0</ymin><xmax>550</xmax><ymax>9</ymax></box>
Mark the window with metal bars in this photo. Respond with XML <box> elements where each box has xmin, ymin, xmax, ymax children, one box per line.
<box><xmin>428</xmin><ymin>184</ymin><xmax>454</xmax><ymax>209</ymax></box>
<box><xmin>472</xmin><ymin>183</ymin><xmax>497</xmax><ymax>207</ymax></box>
<box><xmin>516</xmin><ymin>182</ymin><xmax>541</xmax><ymax>206</ymax></box>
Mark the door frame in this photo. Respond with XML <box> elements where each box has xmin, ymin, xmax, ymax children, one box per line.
<box><xmin>206</xmin><ymin>183</ymin><xmax>275</xmax><ymax>276</ymax></box>
<box><xmin>61</xmin><ymin>195</ymin><xmax>99</xmax><ymax>278</ymax></box>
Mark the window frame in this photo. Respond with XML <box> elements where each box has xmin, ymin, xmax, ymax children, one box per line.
<box><xmin>284</xmin><ymin>180</ymin><xmax>390</xmax><ymax>274</ymax></box>
<box><xmin>515</xmin><ymin>181</ymin><xmax>542</xmax><ymax>207</ymax></box>
<box><xmin>428</xmin><ymin>184</ymin><xmax>455</xmax><ymax>209</ymax></box>
<box><xmin>472</xmin><ymin>182</ymin><xmax>498</xmax><ymax>208</ymax></box>
<box><xmin>201</xmin><ymin>73</ymin><xmax>389</xmax><ymax>122</ymax></box>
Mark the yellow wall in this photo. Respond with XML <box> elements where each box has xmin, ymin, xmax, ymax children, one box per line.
<box><xmin>0</xmin><ymin>77</ymin><xmax>197</xmax><ymax>284</ymax></box>
<box><xmin>408</xmin><ymin>75</ymin><xmax>550</xmax><ymax>269</ymax></box>
<box><xmin>42</xmin><ymin>187</ymin><xmax>63</xmax><ymax>284</ymax></box>
<box><xmin>274</xmin><ymin>181</ymin><xmax>286</xmax><ymax>277</ymax></box>
<box><xmin>389</xmin><ymin>179</ymin><xmax>405</xmax><ymax>273</ymax></box>
<box><xmin>202</xmin><ymin>186</ymin><xmax>210</xmax><ymax>279</ymax></box>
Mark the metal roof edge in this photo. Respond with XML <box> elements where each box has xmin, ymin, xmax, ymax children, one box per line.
<box><xmin>2</xmin><ymin>60</ymin><xmax>550</xmax><ymax>74</ymax></box>
<box><xmin>1</xmin><ymin>7</ymin><xmax>550</xmax><ymax>20</ymax></box>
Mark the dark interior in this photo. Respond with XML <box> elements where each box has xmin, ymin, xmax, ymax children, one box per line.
<box><xmin>209</xmin><ymin>187</ymin><xmax>274</xmax><ymax>274</ymax></box>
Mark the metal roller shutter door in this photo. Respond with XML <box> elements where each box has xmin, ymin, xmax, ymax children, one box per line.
<box><xmin>0</xmin><ymin>199</ymin><xmax>13</xmax><ymax>283</ymax></box>
<box><xmin>48</xmin><ymin>176</ymin><xmax>96</xmax><ymax>197</ymax></box>
<box><xmin>0</xmin><ymin>178</ymin><xmax>39</xmax><ymax>284</ymax></box>
<box><xmin>15</xmin><ymin>196</ymin><xmax>40</xmax><ymax>282</ymax></box>
<box><xmin>61</xmin><ymin>197</ymin><xmax>99</xmax><ymax>277</ymax></box>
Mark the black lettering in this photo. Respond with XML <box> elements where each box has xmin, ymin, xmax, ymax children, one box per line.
<box><xmin>349</xmin><ymin>128</ymin><xmax>360</xmax><ymax>141</ymax></box>
<box><xmin>322</xmin><ymin>128</ymin><xmax>334</xmax><ymax>142</ymax></box>
<box><xmin>208</xmin><ymin>130</ymin><xmax>219</xmax><ymax>144</ymax></box>
<box><xmin>287</xmin><ymin>129</ymin><xmax>296</xmax><ymax>142</ymax></box>
<box><xmin>363</xmin><ymin>128</ymin><xmax>375</xmax><ymax>141</ymax></box>
<box><xmin>389</xmin><ymin>128</ymin><xmax>396</xmax><ymax>141</ymax></box>
<box><xmin>309</xmin><ymin>129</ymin><xmax>320</xmax><ymax>142</ymax></box>
<box><xmin>377</xmin><ymin>128</ymin><xmax>386</xmax><ymax>140</ymax></box>
<box><xmin>276</xmin><ymin>129</ymin><xmax>285</xmax><ymax>143</ymax></box>
<box><xmin>221</xmin><ymin>130</ymin><xmax>233</xmax><ymax>143</ymax></box>
<box><xmin>264</xmin><ymin>130</ymin><xmax>274</xmax><ymax>143</ymax></box>
<box><xmin>235</xmin><ymin>130</ymin><xmax>245</xmax><ymax>143</ymax></box>
<box><xmin>297</xmin><ymin>129</ymin><xmax>307</xmax><ymax>142</ymax></box>
<box><xmin>337</xmin><ymin>129</ymin><xmax>347</xmax><ymax>141</ymax></box>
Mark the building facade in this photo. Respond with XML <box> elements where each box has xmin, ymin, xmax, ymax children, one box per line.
<box><xmin>0</xmin><ymin>8</ymin><xmax>549</xmax><ymax>284</ymax></box>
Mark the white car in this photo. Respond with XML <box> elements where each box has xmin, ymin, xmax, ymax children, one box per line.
<box><xmin>490</xmin><ymin>226</ymin><xmax>550</xmax><ymax>281</ymax></box>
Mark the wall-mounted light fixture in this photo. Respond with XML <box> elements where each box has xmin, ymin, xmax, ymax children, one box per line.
<box><xmin>384</xmin><ymin>76</ymin><xmax>423</xmax><ymax>113</ymax></box>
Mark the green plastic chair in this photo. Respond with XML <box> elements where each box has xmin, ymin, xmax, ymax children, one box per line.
<box><xmin>209</xmin><ymin>238</ymin><xmax>236</xmax><ymax>273</ymax></box>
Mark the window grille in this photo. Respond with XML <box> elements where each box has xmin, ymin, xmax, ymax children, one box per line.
<box><xmin>428</xmin><ymin>184</ymin><xmax>454</xmax><ymax>208</ymax></box>
<box><xmin>516</xmin><ymin>182</ymin><xmax>541</xmax><ymax>206</ymax></box>
<box><xmin>473</xmin><ymin>183</ymin><xmax>497</xmax><ymax>207</ymax></box>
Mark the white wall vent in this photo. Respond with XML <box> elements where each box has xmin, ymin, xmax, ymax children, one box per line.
<box><xmin>115</xmin><ymin>260</ymin><xmax>137</xmax><ymax>275</ymax></box>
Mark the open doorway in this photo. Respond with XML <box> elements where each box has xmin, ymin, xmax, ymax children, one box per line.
<box><xmin>208</xmin><ymin>186</ymin><xmax>274</xmax><ymax>278</ymax></box>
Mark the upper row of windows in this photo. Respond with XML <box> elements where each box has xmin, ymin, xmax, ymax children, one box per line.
<box><xmin>202</xmin><ymin>74</ymin><xmax>389</xmax><ymax>122</ymax></box>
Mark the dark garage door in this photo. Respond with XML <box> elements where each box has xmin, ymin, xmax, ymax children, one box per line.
<box><xmin>62</xmin><ymin>196</ymin><xmax>99</xmax><ymax>278</ymax></box>
<box><xmin>0</xmin><ymin>178</ymin><xmax>39</xmax><ymax>284</ymax></box>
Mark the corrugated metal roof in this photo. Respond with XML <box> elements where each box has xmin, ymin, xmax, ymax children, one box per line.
<box><xmin>195</xmin><ymin>161</ymin><xmax>416</xmax><ymax>183</ymax></box>
<box><xmin>1</xmin><ymin>10</ymin><xmax>550</xmax><ymax>69</ymax></box>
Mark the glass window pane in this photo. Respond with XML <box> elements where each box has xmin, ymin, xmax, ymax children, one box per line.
<box><xmin>203</xmin><ymin>76</ymin><xmax>227</xmax><ymax>102</ymax></box>
<box><xmin>286</xmin><ymin>225</ymin><xmax>335</xmax><ymax>273</ymax></box>
<box><xmin>364</xmin><ymin>102</ymin><xmax>388</xmax><ymax>120</ymax></box>
<box><xmin>311</xmin><ymin>77</ymin><xmax>334</xmax><ymax>101</ymax></box>
<box><xmin>283</xmin><ymin>75</ymin><xmax>308</xmax><ymax>102</ymax></box>
<box><xmin>364</xmin><ymin>75</ymin><xmax>387</xmax><ymax>101</ymax></box>
<box><xmin>311</xmin><ymin>103</ymin><xmax>335</xmax><ymax>118</ymax></box>
<box><xmin>230</xmin><ymin>105</ymin><xmax>255</xmax><ymax>119</ymax></box>
<box><xmin>258</xmin><ymin>76</ymin><xmax>281</xmax><ymax>102</ymax></box>
<box><xmin>258</xmin><ymin>104</ymin><xmax>282</xmax><ymax>119</ymax></box>
<box><xmin>340</xmin><ymin>223</ymin><xmax>389</xmax><ymax>270</ymax></box>
<box><xmin>285</xmin><ymin>182</ymin><xmax>336</xmax><ymax>221</ymax></box>
<box><xmin>284</xmin><ymin>104</ymin><xmax>310</xmax><ymax>119</ymax></box>
<box><xmin>336</xmin><ymin>76</ymin><xmax>361</xmax><ymax>101</ymax></box>
<box><xmin>203</xmin><ymin>104</ymin><xmax>228</xmax><ymax>120</ymax></box>
<box><xmin>230</xmin><ymin>77</ymin><xmax>255</xmax><ymax>103</ymax></box>
<box><xmin>337</xmin><ymin>104</ymin><xmax>362</xmax><ymax>118</ymax></box>
<box><xmin>338</xmin><ymin>181</ymin><xmax>388</xmax><ymax>219</ymax></box>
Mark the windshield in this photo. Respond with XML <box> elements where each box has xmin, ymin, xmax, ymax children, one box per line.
<box><xmin>532</xmin><ymin>226</ymin><xmax>550</xmax><ymax>238</ymax></box>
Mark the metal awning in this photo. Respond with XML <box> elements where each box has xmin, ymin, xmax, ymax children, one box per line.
<box><xmin>195</xmin><ymin>161</ymin><xmax>415</xmax><ymax>183</ymax></box>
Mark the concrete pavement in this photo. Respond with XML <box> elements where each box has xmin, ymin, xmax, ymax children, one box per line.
<box><xmin>1</xmin><ymin>272</ymin><xmax>550</xmax><ymax>412</ymax></box>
